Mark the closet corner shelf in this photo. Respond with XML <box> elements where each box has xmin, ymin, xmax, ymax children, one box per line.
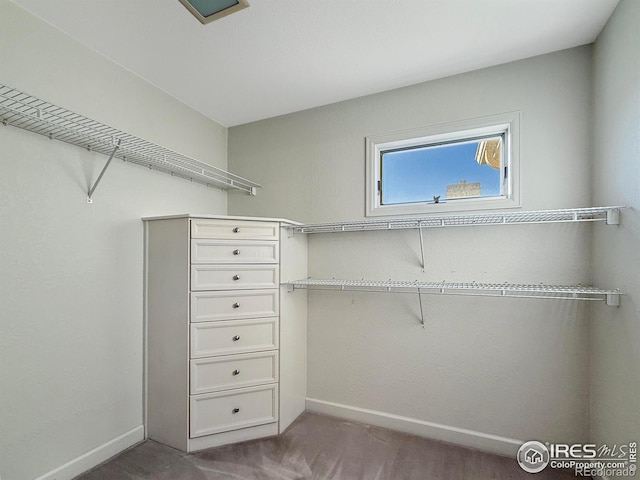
<box><xmin>0</xmin><ymin>84</ymin><xmax>261</xmax><ymax>198</ymax></box>
<box><xmin>284</xmin><ymin>278</ymin><xmax>623</xmax><ymax>307</ymax></box>
<box><xmin>291</xmin><ymin>206</ymin><xmax>623</xmax><ymax>234</ymax></box>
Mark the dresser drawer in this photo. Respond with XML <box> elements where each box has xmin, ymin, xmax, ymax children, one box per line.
<box><xmin>191</xmin><ymin>264</ymin><xmax>279</xmax><ymax>291</ymax></box>
<box><xmin>191</xmin><ymin>240</ymin><xmax>278</xmax><ymax>264</ymax></box>
<box><xmin>190</xmin><ymin>351</ymin><xmax>278</xmax><ymax>395</ymax></box>
<box><xmin>191</xmin><ymin>219</ymin><xmax>279</xmax><ymax>241</ymax></box>
<box><xmin>191</xmin><ymin>290</ymin><xmax>279</xmax><ymax>322</ymax></box>
<box><xmin>191</xmin><ymin>318</ymin><xmax>278</xmax><ymax>358</ymax></box>
<box><xmin>190</xmin><ymin>384</ymin><xmax>278</xmax><ymax>438</ymax></box>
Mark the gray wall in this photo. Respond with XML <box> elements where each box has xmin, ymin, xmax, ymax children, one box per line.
<box><xmin>0</xmin><ymin>2</ymin><xmax>228</xmax><ymax>479</ymax></box>
<box><xmin>229</xmin><ymin>47</ymin><xmax>595</xmax><ymax>449</ymax></box>
<box><xmin>590</xmin><ymin>0</ymin><xmax>640</xmax><ymax>447</ymax></box>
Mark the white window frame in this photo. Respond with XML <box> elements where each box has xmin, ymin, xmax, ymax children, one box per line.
<box><xmin>365</xmin><ymin>112</ymin><xmax>520</xmax><ymax>217</ymax></box>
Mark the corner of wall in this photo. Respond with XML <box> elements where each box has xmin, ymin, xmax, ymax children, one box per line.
<box><xmin>589</xmin><ymin>0</ymin><xmax>640</xmax><ymax>447</ymax></box>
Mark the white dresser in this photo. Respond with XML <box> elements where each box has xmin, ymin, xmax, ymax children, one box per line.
<box><xmin>144</xmin><ymin>215</ymin><xmax>307</xmax><ymax>452</ymax></box>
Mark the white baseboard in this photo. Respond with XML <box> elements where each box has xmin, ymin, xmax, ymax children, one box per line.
<box><xmin>306</xmin><ymin>398</ymin><xmax>522</xmax><ymax>457</ymax></box>
<box><xmin>33</xmin><ymin>425</ymin><xmax>145</xmax><ymax>480</ymax></box>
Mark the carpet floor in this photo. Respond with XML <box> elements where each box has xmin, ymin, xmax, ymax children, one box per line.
<box><xmin>75</xmin><ymin>412</ymin><xmax>584</xmax><ymax>479</ymax></box>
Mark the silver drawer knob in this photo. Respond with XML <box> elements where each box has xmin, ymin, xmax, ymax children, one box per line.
<box><xmin>232</xmin><ymin>335</ymin><xmax>240</xmax><ymax>341</ymax></box>
<box><xmin>233</xmin><ymin>275</ymin><xmax>240</xmax><ymax>281</ymax></box>
<box><xmin>232</xmin><ymin>369</ymin><xmax>240</xmax><ymax>376</ymax></box>
<box><xmin>232</xmin><ymin>407</ymin><xmax>240</xmax><ymax>414</ymax></box>
<box><xmin>233</xmin><ymin>227</ymin><xmax>240</xmax><ymax>233</ymax></box>
<box><xmin>233</xmin><ymin>302</ymin><xmax>240</xmax><ymax>309</ymax></box>
<box><xmin>233</xmin><ymin>249</ymin><xmax>241</xmax><ymax>255</ymax></box>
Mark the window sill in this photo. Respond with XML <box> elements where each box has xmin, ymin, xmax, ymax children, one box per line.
<box><xmin>366</xmin><ymin>196</ymin><xmax>521</xmax><ymax>217</ymax></box>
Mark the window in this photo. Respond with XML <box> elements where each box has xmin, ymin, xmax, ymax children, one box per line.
<box><xmin>365</xmin><ymin>112</ymin><xmax>520</xmax><ymax>217</ymax></box>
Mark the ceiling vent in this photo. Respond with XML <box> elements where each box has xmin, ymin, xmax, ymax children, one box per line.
<box><xmin>178</xmin><ymin>0</ymin><xmax>249</xmax><ymax>24</ymax></box>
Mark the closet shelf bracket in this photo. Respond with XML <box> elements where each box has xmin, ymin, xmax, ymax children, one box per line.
<box><xmin>606</xmin><ymin>293</ymin><xmax>620</xmax><ymax>307</ymax></box>
<box><xmin>418</xmin><ymin>228</ymin><xmax>426</xmax><ymax>271</ymax></box>
<box><xmin>87</xmin><ymin>139</ymin><xmax>121</xmax><ymax>203</ymax></box>
<box><xmin>606</xmin><ymin>208</ymin><xmax>620</xmax><ymax>225</ymax></box>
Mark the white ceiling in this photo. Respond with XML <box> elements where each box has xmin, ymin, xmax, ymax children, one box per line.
<box><xmin>11</xmin><ymin>0</ymin><xmax>618</xmax><ymax>127</ymax></box>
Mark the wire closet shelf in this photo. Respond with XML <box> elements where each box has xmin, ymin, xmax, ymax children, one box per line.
<box><xmin>285</xmin><ymin>278</ymin><xmax>622</xmax><ymax>306</ymax></box>
<box><xmin>291</xmin><ymin>206</ymin><xmax>622</xmax><ymax>234</ymax></box>
<box><xmin>0</xmin><ymin>84</ymin><xmax>261</xmax><ymax>197</ymax></box>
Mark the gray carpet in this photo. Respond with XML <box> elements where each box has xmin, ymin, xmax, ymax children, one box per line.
<box><xmin>75</xmin><ymin>412</ymin><xmax>584</xmax><ymax>479</ymax></box>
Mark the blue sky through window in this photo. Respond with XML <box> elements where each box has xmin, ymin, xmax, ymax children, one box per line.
<box><xmin>381</xmin><ymin>140</ymin><xmax>501</xmax><ymax>205</ymax></box>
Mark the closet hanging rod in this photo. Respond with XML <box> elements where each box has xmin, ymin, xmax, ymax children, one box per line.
<box><xmin>285</xmin><ymin>278</ymin><xmax>622</xmax><ymax>307</ymax></box>
<box><xmin>291</xmin><ymin>206</ymin><xmax>623</xmax><ymax>234</ymax></box>
<box><xmin>0</xmin><ymin>84</ymin><xmax>262</xmax><ymax>198</ymax></box>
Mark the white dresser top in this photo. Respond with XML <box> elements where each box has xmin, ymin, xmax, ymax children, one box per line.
<box><xmin>142</xmin><ymin>214</ymin><xmax>302</xmax><ymax>226</ymax></box>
